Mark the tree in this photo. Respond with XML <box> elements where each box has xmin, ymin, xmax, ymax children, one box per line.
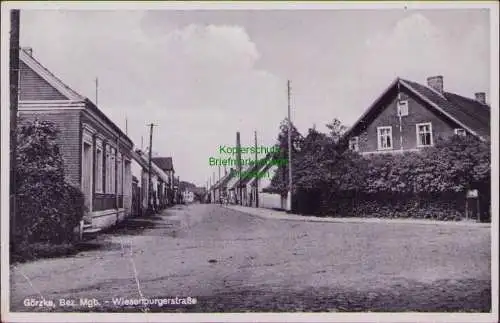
<box><xmin>15</xmin><ymin>119</ymin><xmax>85</xmax><ymax>245</ymax></box>
<box><xmin>266</xmin><ymin>119</ymin><xmax>304</xmax><ymax>195</ymax></box>
<box><xmin>326</xmin><ymin>118</ymin><xmax>348</xmax><ymax>143</ymax></box>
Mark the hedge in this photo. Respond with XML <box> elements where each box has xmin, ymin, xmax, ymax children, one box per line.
<box><xmin>13</xmin><ymin>119</ymin><xmax>86</xmax><ymax>253</ymax></box>
<box><xmin>288</xmin><ymin>134</ymin><xmax>490</xmax><ymax>221</ymax></box>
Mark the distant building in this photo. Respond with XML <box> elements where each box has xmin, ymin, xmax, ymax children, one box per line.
<box><xmin>152</xmin><ymin>157</ymin><xmax>175</xmax><ymax>205</ymax></box>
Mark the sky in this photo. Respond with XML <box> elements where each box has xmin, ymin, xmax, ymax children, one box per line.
<box><xmin>18</xmin><ymin>7</ymin><xmax>491</xmax><ymax>187</ymax></box>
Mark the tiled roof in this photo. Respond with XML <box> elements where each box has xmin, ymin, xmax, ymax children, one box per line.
<box><xmin>152</xmin><ymin>157</ymin><xmax>174</xmax><ymax>171</ymax></box>
<box><xmin>401</xmin><ymin>79</ymin><xmax>490</xmax><ymax>139</ymax></box>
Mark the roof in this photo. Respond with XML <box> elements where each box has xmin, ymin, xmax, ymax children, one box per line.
<box><xmin>214</xmin><ymin>168</ymin><xmax>237</xmax><ymax>189</ymax></box>
<box><xmin>345</xmin><ymin>77</ymin><xmax>490</xmax><ymax>141</ymax></box>
<box><xmin>133</xmin><ymin>149</ymin><xmax>169</xmax><ymax>183</ymax></box>
<box><xmin>401</xmin><ymin>79</ymin><xmax>490</xmax><ymax>139</ymax></box>
<box><xmin>152</xmin><ymin>157</ymin><xmax>174</xmax><ymax>171</ymax></box>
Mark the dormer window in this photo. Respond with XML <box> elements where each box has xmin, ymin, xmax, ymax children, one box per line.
<box><xmin>454</xmin><ymin>128</ymin><xmax>466</xmax><ymax>137</ymax></box>
<box><xmin>397</xmin><ymin>100</ymin><xmax>409</xmax><ymax>117</ymax></box>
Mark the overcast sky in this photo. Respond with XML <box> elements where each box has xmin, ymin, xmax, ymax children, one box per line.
<box><xmin>19</xmin><ymin>8</ymin><xmax>490</xmax><ymax>186</ymax></box>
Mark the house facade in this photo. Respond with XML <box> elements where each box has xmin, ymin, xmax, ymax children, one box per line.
<box><xmin>136</xmin><ymin>150</ymin><xmax>170</xmax><ymax>212</ymax></box>
<box><xmin>152</xmin><ymin>157</ymin><xmax>175</xmax><ymax>205</ymax></box>
<box><xmin>18</xmin><ymin>48</ymin><xmax>134</xmax><ymax>230</ymax></box>
<box><xmin>344</xmin><ymin>76</ymin><xmax>490</xmax><ymax>155</ymax></box>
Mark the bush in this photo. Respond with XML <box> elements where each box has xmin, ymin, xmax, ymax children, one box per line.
<box><xmin>14</xmin><ymin>119</ymin><xmax>86</xmax><ymax>247</ymax></box>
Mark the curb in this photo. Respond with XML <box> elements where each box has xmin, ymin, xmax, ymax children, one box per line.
<box><xmin>220</xmin><ymin>205</ymin><xmax>491</xmax><ymax>228</ymax></box>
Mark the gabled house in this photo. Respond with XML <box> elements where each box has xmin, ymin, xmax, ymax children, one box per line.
<box><xmin>212</xmin><ymin>169</ymin><xmax>236</xmax><ymax>203</ymax></box>
<box><xmin>152</xmin><ymin>157</ymin><xmax>175</xmax><ymax>205</ymax></box>
<box><xmin>343</xmin><ymin>76</ymin><xmax>490</xmax><ymax>155</ymax></box>
<box><xmin>18</xmin><ymin>48</ymin><xmax>134</xmax><ymax>231</ymax></box>
<box><xmin>135</xmin><ymin>150</ymin><xmax>170</xmax><ymax>212</ymax></box>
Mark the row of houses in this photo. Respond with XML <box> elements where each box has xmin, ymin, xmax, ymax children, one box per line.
<box><xmin>207</xmin><ymin>154</ymin><xmax>285</xmax><ymax>210</ymax></box>
<box><xmin>207</xmin><ymin>75</ymin><xmax>491</xmax><ymax>217</ymax></box>
<box><xmin>17</xmin><ymin>48</ymin><xmax>183</xmax><ymax>235</ymax></box>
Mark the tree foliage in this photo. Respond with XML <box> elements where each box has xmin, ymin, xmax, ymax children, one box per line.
<box><xmin>15</xmin><ymin>119</ymin><xmax>85</xmax><ymax>245</ymax></box>
<box><xmin>266</xmin><ymin>117</ymin><xmax>491</xmax><ymax>221</ymax></box>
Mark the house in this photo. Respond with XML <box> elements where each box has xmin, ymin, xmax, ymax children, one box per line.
<box><xmin>130</xmin><ymin>150</ymin><xmax>149</xmax><ymax>216</ymax></box>
<box><xmin>152</xmin><ymin>157</ymin><xmax>175</xmax><ymax>205</ymax></box>
<box><xmin>247</xmin><ymin>157</ymin><xmax>283</xmax><ymax>210</ymax></box>
<box><xmin>226</xmin><ymin>170</ymin><xmax>242</xmax><ymax>204</ymax></box>
<box><xmin>213</xmin><ymin>168</ymin><xmax>237</xmax><ymax>203</ymax></box>
<box><xmin>17</xmin><ymin>48</ymin><xmax>134</xmax><ymax>231</ymax></box>
<box><xmin>136</xmin><ymin>150</ymin><xmax>170</xmax><ymax>212</ymax></box>
<box><xmin>343</xmin><ymin>76</ymin><xmax>490</xmax><ymax>155</ymax></box>
<box><xmin>182</xmin><ymin>190</ymin><xmax>195</xmax><ymax>204</ymax></box>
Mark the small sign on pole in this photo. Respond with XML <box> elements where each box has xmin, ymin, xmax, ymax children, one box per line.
<box><xmin>466</xmin><ymin>189</ymin><xmax>479</xmax><ymax>198</ymax></box>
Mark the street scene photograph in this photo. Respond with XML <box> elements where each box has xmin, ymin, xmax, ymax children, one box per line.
<box><xmin>1</xmin><ymin>2</ymin><xmax>498</xmax><ymax>323</ymax></box>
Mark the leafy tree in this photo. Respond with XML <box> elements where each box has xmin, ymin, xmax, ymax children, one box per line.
<box><xmin>326</xmin><ymin>118</ymin><xmax>348</xmax><ymax>143</ymax></box>
<box><xmin>266</xmin><ymin>119</ymin><xmax>304</xmax><ymax>195</ymax></box>
<box><xmin>15</xmin><ymin>119</ymin><xmax>85</xmax><ymax>246</ymax></box>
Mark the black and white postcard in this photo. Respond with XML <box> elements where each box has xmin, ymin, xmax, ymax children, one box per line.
<box><xmin>1</xmin><ymin>1</ymin><xmax>498</xmax><ymax>323</ymax></box>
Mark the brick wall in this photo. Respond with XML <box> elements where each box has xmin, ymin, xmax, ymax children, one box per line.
<box><xmin>19</xmin><ymin>61</ymin><xmax>68</xmax><ymax>101</ymax></box>
<box><xmin>18</xmin><ymin>110</ymin><xmax>82</xmax><ymax>186</ymax></box>
<box><xmin>356</xmin><ymin>89</ymin><xmax>459</xmax><ymax>153</ymax></box>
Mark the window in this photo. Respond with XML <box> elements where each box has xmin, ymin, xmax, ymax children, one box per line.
<box><xmin>349</xmin><ymin>136</ymin><xmax>359</xmax><ymax>152</ymax></box>
<box><xmin>95</xmin><ymin>147</ymin><xmax>103</xmax><ymax>193</ymax></box>
<box><xmin>397</xmin><ymin>100</ymin><xmax>409</xmax><ymax>116</ymax></box>
<box><xmin>117</xmin><ymin>155</ymin><xmax>122</xmax><ymax>194</ymax></box>
<box><xmin>416</xmin><ymin>122</ymin><xmax>433</xmax><ymax>147</ymax></box>
<box><xmin>105</xmin><ymin>146</ymin><xmax>112</xmax><ymax>193</ymax></box>
<box><xmin>377</xmin><ymin>126</ymin><xmax>393</xmax><ymax>150</ymax></box>
<box><xmin>110</xmin><ymin>149</ymin><xmax>115</xmax><ymax>194</ymax></box>
<box><xmin>454</xmin><ymin>128</ymin><xmax>466</xmax><ymax>137</ymax></box>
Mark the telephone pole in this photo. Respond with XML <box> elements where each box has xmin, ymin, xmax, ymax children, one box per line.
<box><xmin>95</xmin><ymin>77</ymin><xmax>99</xmax><ymax>105</ymax></box>
<box><xmin>287</xmin><ymin>80</ymin><xmax>293</xmax><ymax>212</ymax></box>
<box><xmin>10</xmin><ymin>9</ymin><xmax>20</xmax><ymax>250</ymax></box>
<box><xmin>236</xmin><ymin>132</ymin><xmax>242</xmax><ymax>205</ymax></box>
<box><xmin>254</xmin><ymin>130</ymin><xmax>259</xmax><ymax>208</ymax></box>
<box><xmin>146</xmin><ymin>123</ymin><xmax>157</xmax><ymax>214</ymax></box>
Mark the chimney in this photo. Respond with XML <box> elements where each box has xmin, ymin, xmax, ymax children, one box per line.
<box><xmin>427</xmin><ymin>75</ymin><xmax>444</xmax><ymax>93</ymax></box>
<box><xmin>475</xmin><ymin>92</ymin><xmax>486</xmax><ymax>104</ymax></box>
<box><xmin>22</xmin><ymin>47</ymin><xmax>33</xmax><ymax>56</ymax></box>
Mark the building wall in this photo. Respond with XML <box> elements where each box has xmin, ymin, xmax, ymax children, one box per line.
<box><xmin>19</xmin><ymin>61</ymin><xmax>68</xmax><ymax>101</ymax></box>
<box><xmin>354</xmin><ymin>90</ymin><xmax>459</xmax><ymax>154</ymax></box>
<box><xmin>17</xmin><ymin>110</ymin><xmax>82</xmax><ymax>186</ymax></box>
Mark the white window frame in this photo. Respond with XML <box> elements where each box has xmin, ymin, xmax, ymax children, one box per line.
<box><xmin>397</xmin><ymin>100</ymin><xmax>409</xmax><ymax>117</ymax></box>
<box><xmin>377</xmin><ymin>126</ymin><xmax>393</xmax><ymax>150</ymax></box>
<box><xmin>349</xmin><ymin>136</ymin><xmax>359</xmax><ymax>152</ymax></box>
<box><xmin>454</xmin><ymin>128</ymin><xmax>466</xmax><ymax>137</ymax></box>
<box><xmin>416</xmin><ymin>122</ymin><xmax>434</xmax><ymax>147</ymax></box>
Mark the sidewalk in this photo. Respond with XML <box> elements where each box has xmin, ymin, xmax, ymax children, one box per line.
<box><xmin>223</xmin><ymin>205</ymin><xmax>491</xmax><ymax>227</ymax></box>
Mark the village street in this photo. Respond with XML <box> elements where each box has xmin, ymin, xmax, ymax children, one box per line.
<box><xmin>10</xmin><ymin>204</ymin><xmax>491</xmax><ymax>312</ymax></box>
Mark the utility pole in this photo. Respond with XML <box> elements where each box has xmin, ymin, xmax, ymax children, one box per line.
<box><xmin>10</xmin><ymin>9</ymin><xmax>20</xmax><ymax>251</ymax></box>
<box><xmin>95</xmin><ymin>77</ymin><xmax>99</xmax><ymax>105</ymax></box>
<box><xmin>254</xmin><ymin>130</ymin><xmax>259</xmax><ymax>208</ymax></box>
<box><xmin>287</xmin><ymin>80</ymin><xmax>293</xmax><ymax>212</ymax></box>
<box><xmin>236</xmin><ymin>132</ymin><xmax>242</xmax><ymax>205</ymax></box>
<box><xmin>125</xmin><ymin>118</ymin><xmax>128</xmax><ymax>135</ymax></box>
<box><xmin>146</xmin><ymin>123</ymin><xmax>157</xmax><ymax>215</ymax></box>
